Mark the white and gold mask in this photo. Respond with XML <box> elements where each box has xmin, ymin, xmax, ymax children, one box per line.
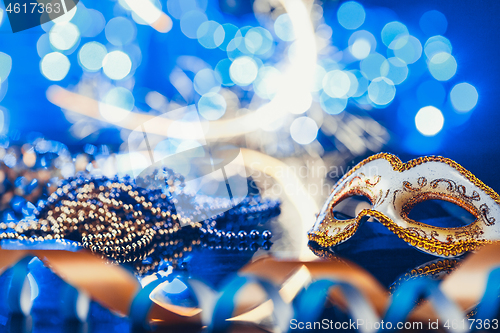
<box><xmin>308</xmin><ymin>153</ymin><xmax>500</xmax><ymax>257</ymax></box>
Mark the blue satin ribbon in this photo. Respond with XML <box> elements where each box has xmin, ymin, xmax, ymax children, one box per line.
<box><xmin>293</xmin><ymin>278</ymin><xmax>379</xmax><ymax>330</ymax></box>
<box><xmin>210</xmin><ymin>274</ymin><xmax>292</xmax><ymax>332</ymax></box>
<box><xmin>7</xmin><ymin>255</ymin><xmax>34</xmax><ymax>315</ymax></box>
<box><xmin>129</xmin><ymin>275</ymin><xmax>169</xmax><ymax>329</ymax></box>
<box><xmin>294</xmin><ymin>279</ymin><xmax>337</xmax><ymax>324</ymax></box>
<box><xmin>474</xmin><ymin>266</ymin><xmax>500</xmax><ymax>323</ymax></box>
<box><xmin>60</xmin><ymin>284</ymin><xmax>88</xmax><ymax>322</ymax></box>
<box><xmin>1</xmin><ymin>253</ymin><xmax>500</xmax><ymax>332</ymax></box>
<box><xmin>383</xmin><ymin>276</ymin><xmax>465</xmax><ymax>332</ymax></box>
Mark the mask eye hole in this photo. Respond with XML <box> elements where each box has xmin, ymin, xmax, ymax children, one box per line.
<box><xmin>407</xmin><ymin>199</ymin><xmax>476</xmax><ymax>227</ymax></box>
<box><xmin>331</xmin><ymin>195</ymin><xmax>371</xmax><ymax>220</ymax></box>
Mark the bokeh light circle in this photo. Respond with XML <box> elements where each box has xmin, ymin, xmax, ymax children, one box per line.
<box><xmin>337</xmin><ymin>1</ymin><xmax>365</xmax><ymax>30</ymax></box>
<box><xmin>145</xmin><ymin>91</ymin><xmax>167</xmax><ymax>110</ymax></box>
<box><xmin>215</xmin><ymin>58</ymin><xmax>234</xmax><ymax>86</ymax></box>
<box><xmin>345</xmin><ymin>71</ymin><xmax>359</xmax><ymax>97</ymax></box>
<box><xmin>166</xmin><ymin>0</ymin><xmax>208</xmax><ymax>19</ymax></box>
<box><xmin>105</xmin><ymin>17</ymin><xmax>136</xmax><ymax>46</ymax></box>
<box><xmin>78</xmin><ymin>42</ymin><xmax>107</xmax><ymax>72</ymax></box>
<box><xmin>253</xmin><ymin>66</ymin><xmax>282</xmax><ymax>100</ymax></box>
<box><xmin>180</xmin><ymin>10</ymin><xmax>208</xmax><ymax>39</ymax></box>
<box><xmin>348</xmin><ymin>30</ymin><xmax>376</xmax><ymax>60</ymax></box>
<box><xmin>360</xmin><ymin>53</ymin><xmax>386</xmax><ymax>80</ymax></box>
<box><xmin>428</xmin><ymin>52</ymin><xmax>457</xmax><ymax>81</ymax></box>
<box><xmin>0</xmin><ymin>52</ymin><xmax>12</xmax><ymax>82</ymax></box>
<box><xmin>368</xmin><ymin>77</ymin><xmax>396</xmax><ymax>106</ymax></box>
<box><xmin>197</xmin><ymin>21</ymin><xmax>225</xmax><ymax>49</ymax></box>
<box><xmin>100</xmin><ymin>87</ymin><xmax>134</xmax><ymax>122</ymax></box>
<box><xmin>102</xmin><ymin>51</ymin><xmax>132</xmax><ymax>80</ymax></box>
<box><xmin>37</xmin><ymin>34</ymin><xmax>52</xmax><ymax>58</ymax></box>
<box><xmin>323</xmin><ymin>70</ymin><xmax>351</xmax><ymax>98</ymax></box>
<box><xmin>320</xmin><ymin>92</ymin><xmax>348</xmax><ymax>115</ymax></box>
<box><xmin>226</xmin><ymin>37</ymin><xmax>246</xmax><ymax>60</ymax></box>
<box><xmin>75</xmin><ymin>8</ymin><xmax>105</xmax><ymax>38</ymax></box>
<box><xmin>245</xmin><ymin>27</ymin><xmax>273</xmax><ymax>55</ymax></box>
<box><xmin>231</xmin><ymin>26</ymin><xmax>255</xmax><ymax>57</ymax></box>
<box><xmin>316</xmin><ymin>23</ymin><xmax>333</xmax><ymax>40</ymax></box>
<box><xmin>349</xmin><ymin>70</ymin><xmax>369</xmax><ymax>97</ymax></box>
<box><xmin>166</xmin><ymin>0</ymin><xmax>181</xmax><ymax>19</ymax></box>
<box><xmin>321</xmin><ymin>59</ymin><xmax>340</xmax><ymax>72</ymax></box>
<box><xmin>381</xmin><ymin>21</ymin><xmax>408</xmax><ymax>47</ymax></box>
<box><xmin>218</xmin><ymin>23</ymin><xmax>239</xmax><ymax>51</ymax></box>
<box><xmin>351</xmin><ymin>39</ymin><xmax>370</xmax><ymax>59</ymax></box>
<box><xmin>290</xmin><ymin>117</ymin><xmax>318</xmax><ymax>145</ymax></box>
<box><xmin>124</xmin><ymin>44</ymin><xmax>142</xmax><ymax>69</ymax></box>
<box><xmin>229</xmin><ymin>56</ymin><xmax>258</xmax><ymax>86</ymax></box>
<box><xmin>49</xmin><ymin>22</ymin><xmax>80</xmax><ymax>51</ymax></box>
<box><xmin>391</xmin><ymin>36</ymin><xmax>422</xmax><ymax>64</ymax></box>
<box><xmin>103</xmin><ymin>87</ymin><xmax>134</xmax><ymax>111</ymax></box>
<box><xmin>193</xmin><ymin>69</ymin><xmax>221</xmax><ymax>95</ymax></box>
<box><xmin>380</xmin><ymin>57</ymin><xmax>408</xmax><ymax>85</ymax></box>
<box><xmin>450</xmin><ymin>83</ymin><xmax>478</xmax><ymax>113</ymax></box>
<box><xmin>274</xmin><ymin>14</ymin><xmax>295</xmax><ymax>41</ymax></box>
<box><xmin>419</xmin><ymin>10</ymin><xmax>448</xmax><ymax>36</ymax></box>
<box><xmin>198</xmin><ymin>92</ymin><xmax>227</xmax><ymax>120</ymax></box>
<box><xmin>40</xmin><ymin>52</ymin><xmax>70</xmax><ymax>81</ymax></box>
<box><xmin>415</xmin><ymin>106</ymin><xmax>444</xmax><ymax>136</ymax></box>
<box><xmin>424</xmin><ymin>35</ymin><xmax>452</xmax><ymax>59</ymax></box>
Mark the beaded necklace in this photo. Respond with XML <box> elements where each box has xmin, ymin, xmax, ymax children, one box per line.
<box><xmin>0</xmin><ymin>144</ymin><xmax>279</xmax><ymax>275</ymax></box>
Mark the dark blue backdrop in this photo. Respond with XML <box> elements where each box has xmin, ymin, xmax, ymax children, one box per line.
<box><xmin>0</xmin><ymin>0</ymin><xmax>499</xmax><ymax>190</ymax></box>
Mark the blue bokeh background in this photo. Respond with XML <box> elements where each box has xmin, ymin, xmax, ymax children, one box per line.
<box><xmin>0</xmin><ymin>0</ymin><xmax>498</xmax><ymax>188</ymax></box>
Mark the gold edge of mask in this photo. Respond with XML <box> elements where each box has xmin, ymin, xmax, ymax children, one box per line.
<box><xmin>389</xmin><ymin>258</ymin><xmax>460</xmax><ymax>292</ymax></box>
<box><xmin>308</xmin><ymin>152</ymin><xmax>500</xmax><ymax>257</ymax></box>
<box><xmin>309</xmin><ymin>208</ymin><xmax>494</xmax><ymax>257</ymax></box>
<box><xmin>328</xmin><ymin>153</ymin><xmax>500</xmax><ymax>205</ymax></box>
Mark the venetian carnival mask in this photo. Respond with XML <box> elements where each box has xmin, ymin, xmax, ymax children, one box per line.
<box><xmin>308</xmin><ymin>153</ymin><xmax>500</xmax><ymax>257</ymax></box>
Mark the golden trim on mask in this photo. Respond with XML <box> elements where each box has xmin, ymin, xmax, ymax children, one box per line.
<box><xmin>389</xmin><ymin>258</ymin><xmax>461</xmax><ymax>292</ymax></box>
<box><xmin>309</xmin><ymin>209</ymin><xmax>491</xmax><ymax>256</ymax></box>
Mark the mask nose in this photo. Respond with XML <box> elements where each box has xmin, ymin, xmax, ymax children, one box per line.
<box><xmin>308</xmin><ymin>207</ymin><xmax>397</xmax><ymax>247</ymax></box>
<box><xmin>355</xmin><ymin>208</ymin><xmax>402</xmax><ymax>234</ymax></box>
